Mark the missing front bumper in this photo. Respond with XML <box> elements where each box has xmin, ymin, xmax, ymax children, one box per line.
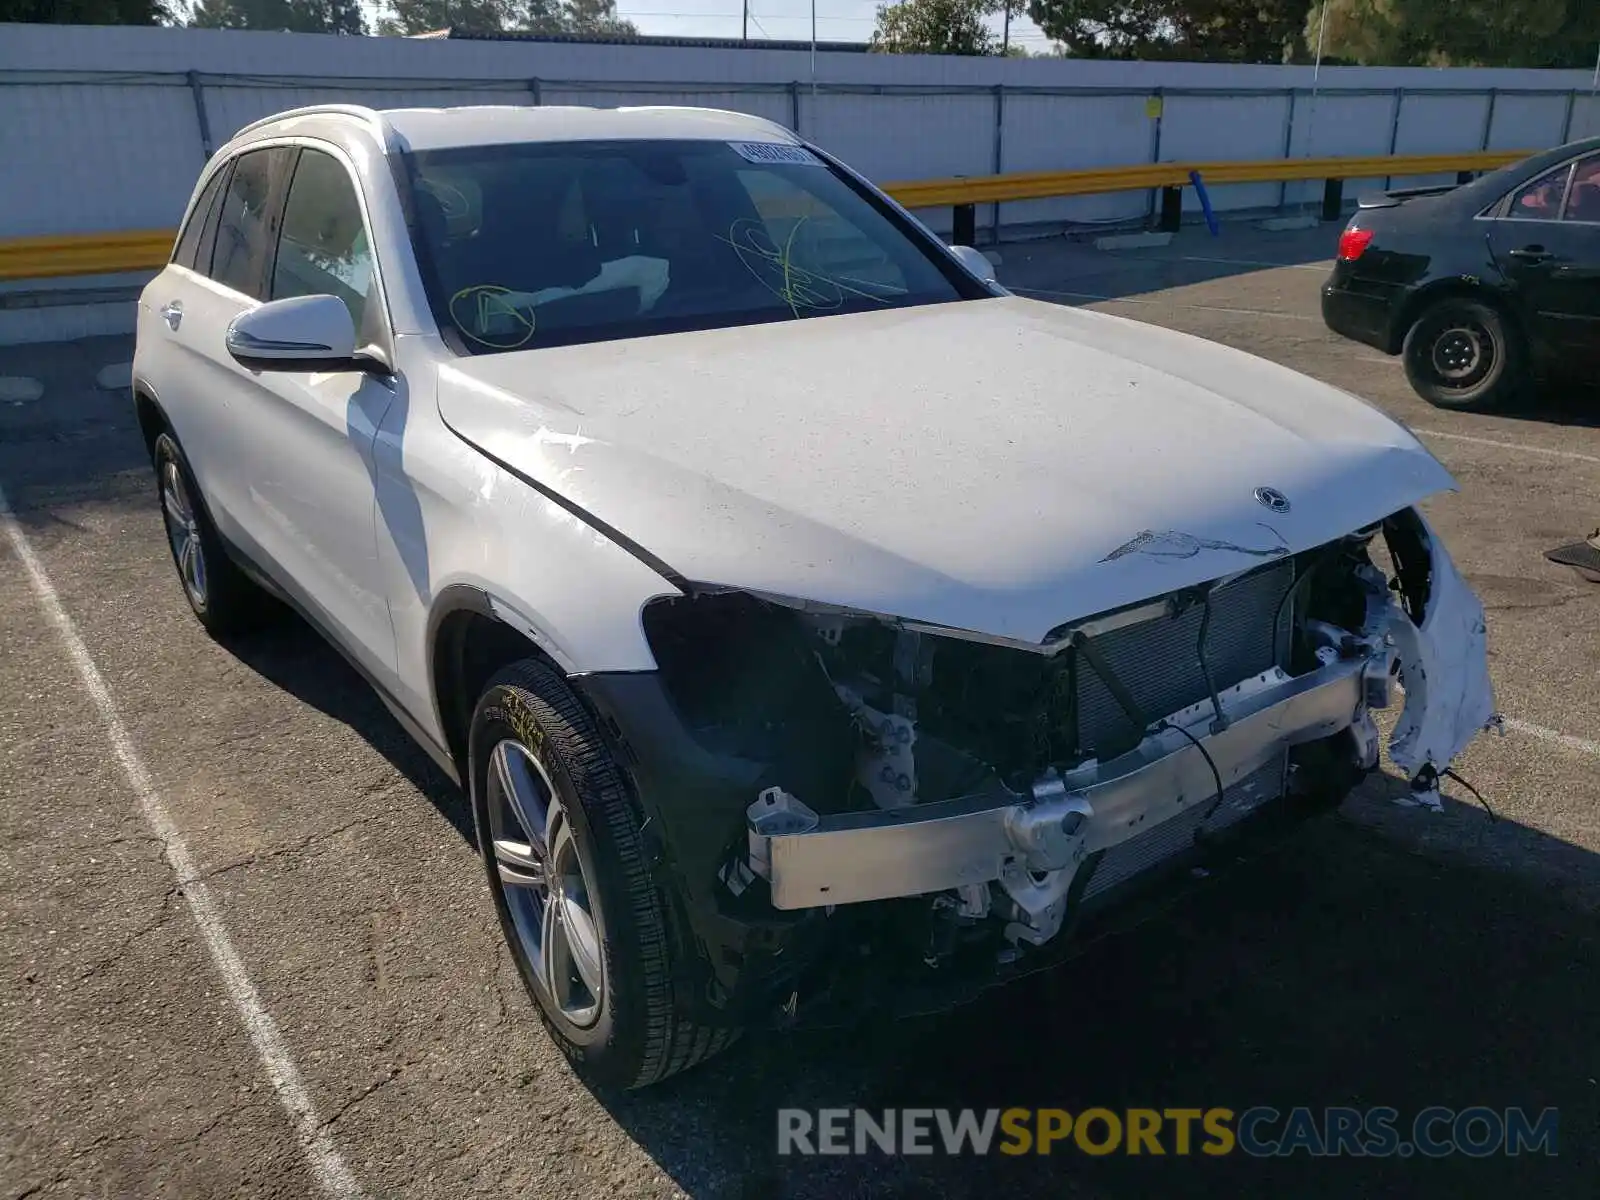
<box><xmin>746</xmin><ymin>650</ymin><xmax>1388</xmax><ymax>911</ymax></box>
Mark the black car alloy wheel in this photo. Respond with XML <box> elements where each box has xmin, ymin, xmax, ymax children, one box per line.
<box><xmin>1402</xmin><ymin>297</ymin><xmax>1521</xmax><ymax>412</ymax></box>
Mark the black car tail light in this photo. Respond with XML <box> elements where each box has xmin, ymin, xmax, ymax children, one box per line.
<box><xmin>1337</xmin><ymin>226</ymin><xmax>1374</xmax><ymax>261</ymax></box>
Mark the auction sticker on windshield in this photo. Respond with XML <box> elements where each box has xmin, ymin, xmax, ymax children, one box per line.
<box><xmin>729</xmin><ymin>142</ymin><xmax>822</xmax><ymax>166</ymax></box>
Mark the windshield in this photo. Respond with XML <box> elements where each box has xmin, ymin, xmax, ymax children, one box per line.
<box><xmin>402</xmin><ymin>138</ymin><xmax>976</xmax><ymax>354</ymax></box>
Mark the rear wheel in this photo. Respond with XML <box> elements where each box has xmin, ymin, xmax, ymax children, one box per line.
<box><xmin>152</xmin><ymin>431</ymin><xmax>275</xmax><ymax>636</ymax></box>
<box><xmin>1402</xmin><ymin>297</ymin><xmax>1523</xmax><ymax>411</ymax></box>
<box><xmin>468</xmin><ymin>657</ymin><xmax>738</xmax><ymax>1090</ymax></box>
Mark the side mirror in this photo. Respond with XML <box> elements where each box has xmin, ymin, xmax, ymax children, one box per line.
<box><xmin>226</xmin><ymin>294</ymin><xmax>369</xmax><ymax>373</ymax></box>
<box><xmin>947</xmin><ymin>243</ymin><xmax>997</xmax><ymax>284</ymax></box>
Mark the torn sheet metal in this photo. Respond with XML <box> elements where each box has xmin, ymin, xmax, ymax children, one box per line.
<box><xmin>1387</xmin><ymin>518</ymin><xmax>1498</xmax><ymax>775</ymax></box>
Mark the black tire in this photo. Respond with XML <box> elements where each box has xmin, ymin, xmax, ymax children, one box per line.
<box><xmin>152</xmin><ymin>431</ymin><xmax>276</xmax><ymax>636</ymax></box>
<box><xmin>468</xmin><ymin>657</ymin><xmax>738</xmax><ymax>1090</ymax></box>
<box><xmin>1401</xmin><ymin>297</ymin><xmax>1523</xmax><ymax>412</ymax></box>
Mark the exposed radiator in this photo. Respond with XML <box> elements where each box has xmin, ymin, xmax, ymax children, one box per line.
<box><xmin>1076</xmin><ymin>558</ymin><xmax>1296</xmax><ymax>756</ymax></box>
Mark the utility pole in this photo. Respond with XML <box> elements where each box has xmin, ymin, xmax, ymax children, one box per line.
<box><xmin>1002</xmin><ymin>3</ymin><xmax>1010</xmax><ymax>54</ymax></box>
<box><xmin>810</xmin><ymin>0</ymin><xmax>817</xmax><ymax>97</ymax></box>
<box><xmin>742</xmin><ymin>0</ymin><xmax>748</xmax><ymax>43</ymax></box>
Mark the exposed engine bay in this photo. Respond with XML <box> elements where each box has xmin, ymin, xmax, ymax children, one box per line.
<box><xmin>633</xmin><ymin>507</ymin><xmax>1495</xmax><ymax>1009</ymax></box>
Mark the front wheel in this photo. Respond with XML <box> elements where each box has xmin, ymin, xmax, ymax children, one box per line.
<box><xmin>468</xmin><ymin>658</ymin><xmax>738</xmax><ymax>1090</ymax></box>
<box><xmin>1401</xmin><ymin>297</ymin><xmax>1523</xmax><ymax>412</ymax></box>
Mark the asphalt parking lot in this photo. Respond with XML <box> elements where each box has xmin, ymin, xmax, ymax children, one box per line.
<box><xmin>3</xmin><ymin>222</ymin><xmax>1597</xmax><ymax>1199</ymax></box>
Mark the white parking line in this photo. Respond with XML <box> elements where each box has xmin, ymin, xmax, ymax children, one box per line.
<box><xmin>1502</xmin><ymin>717</ymin><xmax>1600</xmax><ymax>761</ymax></box>
<box><xmin>1412</xmin><ymin>428</ymin><xmax>1600</xmax><ymax>467</ymax></box>
<box><xmin>1009</xmin><ymin>284</ymin><xmax>1320</xmax><ymax>321</ymax></box>
<box><xmin>1178</xmin><ymin>255</ymin><xmax>1330</xmax><ymax>272</ymax></box>
<box><xmin>0</xmin><ymin>484</ymin><xmax>367</xmax><ymax>1200</ymax></box>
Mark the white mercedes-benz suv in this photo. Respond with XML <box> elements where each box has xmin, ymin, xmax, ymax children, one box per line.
<box><xmin>132</xmin><ymin>102</ymin><xmax>1497</xmax><ymax>1091</ymax></box>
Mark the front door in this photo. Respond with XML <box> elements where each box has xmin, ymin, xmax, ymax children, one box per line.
<box><xmin>226</xmin><ymin>145</ymin><xmax>401</xmax><ymax>685</ymax></box>
<box><xmin>1488</xmin><ymin>152</ymin><xmax>1600</xmax><ymax>374</ymax></box>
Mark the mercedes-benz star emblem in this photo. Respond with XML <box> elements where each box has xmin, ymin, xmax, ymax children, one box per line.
<box><xmin>1254</xmin><ymin>486</ymin><xmax>1292</xmax><ymax>514</ymax></box>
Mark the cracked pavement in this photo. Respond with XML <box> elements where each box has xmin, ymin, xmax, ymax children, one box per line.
<box><xmin>2</xmin><ymin>225</ymin><xmax>1598</xmax><ymax>1198</ymax></box>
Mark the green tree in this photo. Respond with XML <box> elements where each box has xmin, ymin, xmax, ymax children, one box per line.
<box><xmin>564</xmin><ymin>0</ymin><xmax>636</xmax><ymax>34</ymax></box>
<box><xmin>1026</xmin><ymin>0</ymin><xmax>1311</xmax><ymax>61</ymax></box>
<box><xmin>1306</xmin><ymin>0</ymin><xmax>1599</xmax><ymax>68</ymax></box>
<box><xmin>870</xmin><ymin>0</ymin><xmax>1005</xmax><ymax>54</ymax></box>
<box><xmin>376</xmin><ymin>0</ymin><xmax>636</xmax><ymax>35</ymax></box>
<box><xmin>1</xmin><ymin>0</ymin><xmax>168</xmax><ymax>22</ymax></box>
<box><xmin>189</xmin><ymin>0</ymin><xmax>366</xmax><ymax>33</ymax></box>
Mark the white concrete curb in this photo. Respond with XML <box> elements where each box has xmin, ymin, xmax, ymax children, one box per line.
<box><xmin>1093</xmin><ymin>231</ymin><xmax>1174</xmax><ymax>251</ymax></box>
<box><xmin>0</xmin><ymin>376</ymin><xmax>44</xmax><ymax>404</ymax></box>
<box><xmin>1258</xmin><ymin>215</ymin><xmax>1320</xmax><ymax>231</ymax></box>
<box><xmin>95</xmin><ymin>362</ymin><xmax>133</xmax><ymax>392</ymax></box>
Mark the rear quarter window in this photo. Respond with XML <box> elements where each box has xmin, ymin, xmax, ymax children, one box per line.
<box><xmin>172</xmin><ymin>168</ymin><xmax>229</xmax><ymax>271</ymax></box>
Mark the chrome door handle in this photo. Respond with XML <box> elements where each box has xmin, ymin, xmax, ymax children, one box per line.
<box><xmin>161</xmin><ymin>301</ymin><xmax>184</xmax><ymax>330</ymax></box>
<box><xmin>1507</xmin><ymin>246</ymin><xmax>1552</xmax><ymax>264</ymax></box>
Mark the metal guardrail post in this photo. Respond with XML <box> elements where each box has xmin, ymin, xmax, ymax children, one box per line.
<box><xmin>1383</xmin><ymin>87</ymin><xmax>1403</xmax><ymax>189</ymax></box>
<box><xmin>528</xmin><ymin>78</ymin><xmax>542</xmax><ymax>105</ymax></box>
<box><xmin>1277</xmin><ymin>89</ymin><xmax>1296</xmax><ymax>210</ymax></box>
<box><xmin>1561</xmin><ymin>91</ymin><xmax>1576</xmax><ymax>143</ymax></box>
<box><xmin>186</xmin><ymin>70</ymin><xmax>214</xmax><ymax>160</ymax></box>
<box><xmin>1480</xmin><ymin>88</ymin><xmax>1497</xmax><ymax>150</ymax></box>
<box><xmin>990</xmin><ymin>84</ymin><xmax>1005</xmax><ymax>245</ymax></box>
<box><xmin>952</xmin><ymin>172</ymin><xmax>976</xmax><ymax>246</ymax></box>
<box><xmin>1158</xmin><ymin>185</ymin><xmax>1182</xmax><ymax>233</ymax></box>
<box><xmin>1321</xmin><ymin>178</ymin><xmax>1343</xmax><ymax>221</ymax></box>
<box><xmin>789</xmin><ymin>81</ymin><xmax>801</xmax><ymax>133</ymax></box>
<box><xmin>1146</xmin><ymin>87</ymin><xmax>1165</xmax><ymax>226</ymax></box>
<box><xmin>952</xmin><ymin>204</ymin><xmax>977</xmax><ymax>246</ymax></box>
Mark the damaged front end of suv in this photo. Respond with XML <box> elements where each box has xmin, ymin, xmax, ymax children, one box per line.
<box><xmin>575</xmin><ymin>506</ymin><xmax>1495</xmax><ymax>1030</ymax></box>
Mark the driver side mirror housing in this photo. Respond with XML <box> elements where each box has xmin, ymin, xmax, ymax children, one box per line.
<box><xmin>225</xmin><ymin>294</ymin><xmax>380</xmax><ymax>374</ymax></box>
<box><xmin>947</xmin><ymin>243</ymin><xmax>998</xmax><ymax>284</ymax></box>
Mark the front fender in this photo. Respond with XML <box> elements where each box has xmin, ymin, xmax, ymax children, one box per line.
<box><xmin>1387</xmin><ymin>512</ymin><xmax>1498</xmax><ymax>777</ymax></box>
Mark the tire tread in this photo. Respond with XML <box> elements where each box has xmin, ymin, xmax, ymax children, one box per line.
<box><xmin>481</xmin><ymin>658</ymin><xmax>737</xmax><ymax>1089</ymax></box>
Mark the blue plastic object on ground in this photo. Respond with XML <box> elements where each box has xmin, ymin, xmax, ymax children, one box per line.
<box><xmin>1189</xmin><ymin>169</ymin><xmax>1221</xmax><ymax>237</ymax></box>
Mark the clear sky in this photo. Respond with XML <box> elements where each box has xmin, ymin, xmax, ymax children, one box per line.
<box><xmin>613</xmin><ymin>0</ymin><xmax>1053</xmax><ymax>51</ymax></box>
<box><xmin>350</xmin><ymin>0</ymin><xmax>1057</xmax><ymax>53</ymax></box>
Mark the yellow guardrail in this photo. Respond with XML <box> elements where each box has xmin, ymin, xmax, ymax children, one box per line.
<box><xmin>0</xmin><ymin>229</ymin><xmax>176</xmax><ymax>283</ymax></box>
<box><xmin>0</xmin><ymin>149</ymin><xmax>1533</xmax><ymax>283</ymax></box>
<box><xmin>881</xmin><ymin>149</ymin><xmax>1530</xmax><ymax>209</ymax></box>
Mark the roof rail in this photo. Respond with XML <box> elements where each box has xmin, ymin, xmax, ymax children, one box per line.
<box><xmin>230</xmin><ymin>103</ymin><xmax>388</xmax><ymax>144</ymax></box>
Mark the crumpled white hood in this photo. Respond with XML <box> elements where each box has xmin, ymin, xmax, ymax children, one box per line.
<box><xmin>439</xmin><ymin>295</ymin><xmax>1457</xmax><ymax>642</ymax></box>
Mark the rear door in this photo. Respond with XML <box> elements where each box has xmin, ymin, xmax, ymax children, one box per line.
<box><xmin>1486</xmin><ymin>153</ymin><xmax>1600</xmax><ymax>372</ymax></box>
<box><xmin>147</xmin><ymin>145</ymin><xmax>298</xmax><ymax>542</ymax></box>
<box><xmin>136</xmin><ymin>157</ymin><xmax>229</xmax><ymax>453</ymax></box>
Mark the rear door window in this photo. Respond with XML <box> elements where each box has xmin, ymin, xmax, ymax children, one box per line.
<box><xmin>172</xmin><ymin>167</ymin><xmax>229</xmax><ymax>271</ymax></box>
<box><xmin>1502</xmin><ymin>163</ymin><xmax>1573</xmax><ymax>221</ymax></box>
<box><xmin>209</xmin><ymin>146</ymin><xmax>297</xmax><ymax>299</ymax></box>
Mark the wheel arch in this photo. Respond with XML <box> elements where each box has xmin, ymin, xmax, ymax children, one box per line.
<box><xmin>132</xmin><ymin>383</ymin><xmax>169</xmax><ymax>462</ymax></box>
<box><xmin>426</xmin><ymin>585</ymin><xmax>578</xmax><ymax>777</ymax></box>
<box><xmin>1392</xmin><ymin>278</ymin><xmax>1527</xmax><ymax>357</ymax></box>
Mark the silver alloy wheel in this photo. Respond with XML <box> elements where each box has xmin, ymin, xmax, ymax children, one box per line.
<box><xmin>487</xmin><ymin>738</ymin><xmax>605</xmax><ymax>1028</ymax></box>
<box><xmin>1431</xmin><ymin>323</ymin><xmax>1490</xmax><ymax>384</ymax></box>
<box><xmin>160</xmin><ymin>460</ymin><xmax>208</xmax><ymax>607</ymax></box>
